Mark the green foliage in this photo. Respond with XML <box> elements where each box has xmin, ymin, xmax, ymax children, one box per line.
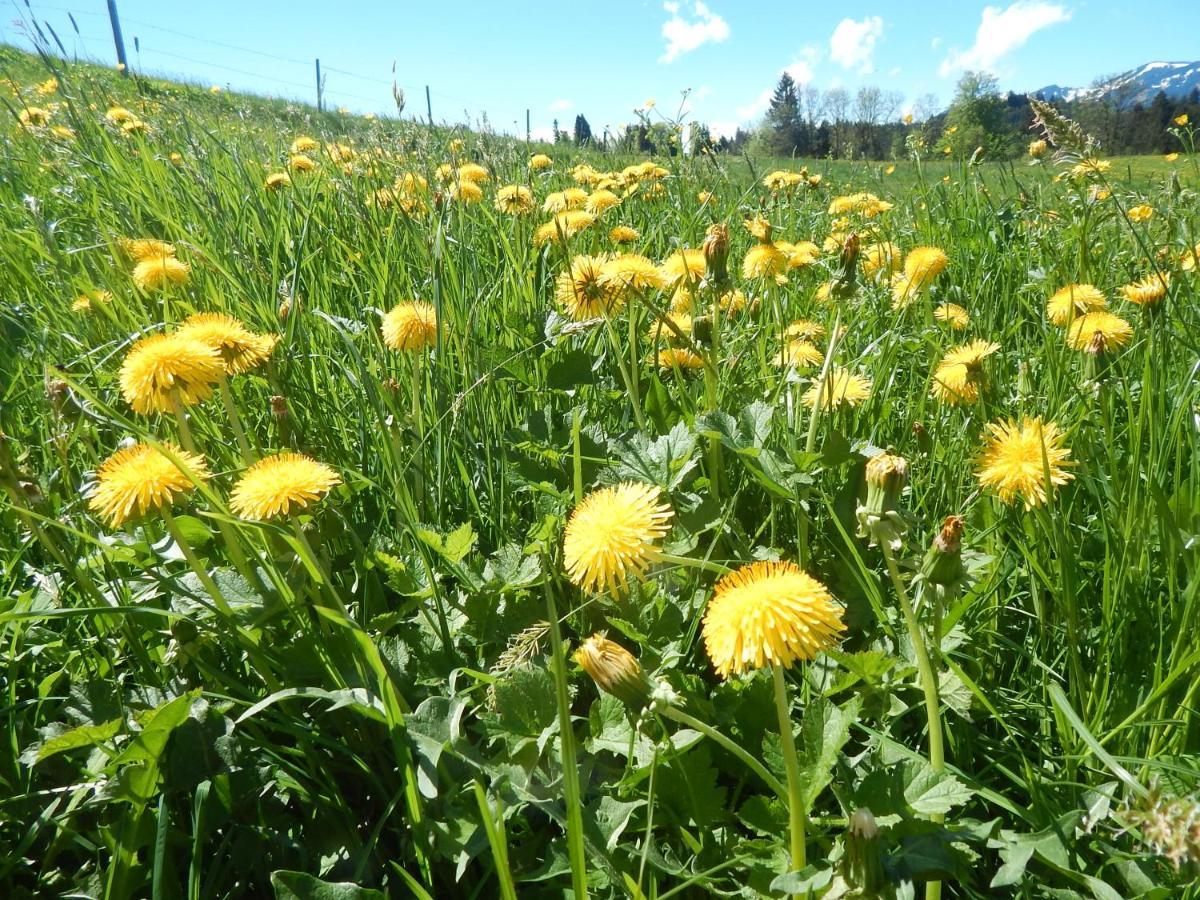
<box><xmin>0</xmin><ymin>46</ymin><xmax>1198</xmax><ymax>900</ymax></box>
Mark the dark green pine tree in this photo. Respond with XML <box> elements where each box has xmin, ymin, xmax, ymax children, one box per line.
<box><xmin>573</xmin><ymin>114</ymin><xmax>593</xmax><ymax>147</ymax></box>
<box><xmin>762</xmin><ymin>72</ymin><xmax>802</xmax><ymax>156</ymax></box>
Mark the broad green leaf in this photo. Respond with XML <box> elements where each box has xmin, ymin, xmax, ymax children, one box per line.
<box><xmin>33</xmin><ymin>717</ymin><xmax>122</xmax><ymax>764</ymax></box>
<box><xmin>270</xmin><ymin>870</ymin><xmax>384</xmax><ymax>900</ymax></box>
<box><xmin>797</xmin><ymin>696</ymin><xmax>860</xmax><ymax>810</ymax></box>
<box><xmin>903</xmin><ymin>763</ymin><xmax>973</xmax><ymax>815</ymax></box>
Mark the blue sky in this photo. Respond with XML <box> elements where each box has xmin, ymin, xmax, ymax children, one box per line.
<box><xmin>5</xmin><ymin>1</ymin><xmax>1199</xmax><ymax>138</ymax></box>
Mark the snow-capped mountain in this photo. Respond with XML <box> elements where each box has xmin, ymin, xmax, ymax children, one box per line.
<box><xmin>1033</xmin><ymin>61</ymin><xmax>1200</xmax><ymax>107</ymax></box>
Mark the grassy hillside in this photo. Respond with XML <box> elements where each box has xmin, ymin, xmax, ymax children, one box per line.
<box><xmin>2</xmin><ymin>47</ymin><xmax>1200</xmax><ymax>899</ymax></box>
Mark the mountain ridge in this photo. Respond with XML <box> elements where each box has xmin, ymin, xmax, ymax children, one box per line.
<box><xmin>1033</xmin><ymin>60</ymin><xmax>1200</xmax><ymax>107</ymax></box>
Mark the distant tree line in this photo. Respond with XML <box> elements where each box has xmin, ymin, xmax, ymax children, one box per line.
<box><xmin>740</xmin><ymin>70</ymin><xmax>1200</xmax><ymax>161</ymax></box>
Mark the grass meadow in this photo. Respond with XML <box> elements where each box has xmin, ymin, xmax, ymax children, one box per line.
<box><xmin>2</xmin><ymin>48</ymin><xmax>1199</xmax><ymax>898</ymax></box>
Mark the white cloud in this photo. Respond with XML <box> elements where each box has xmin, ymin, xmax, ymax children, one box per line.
<box><xmin>548</xmin><ymin>99</ymin><xmax>572</xmax><ymax>112</ymax></box>
<box><xmin>783</xmin><ymin>60</ymin><xmax>814</xmax><ymax>84</ymax></box>
<box><xmin>736</xmin><ymin>87</ymin><xmax>774</xmax><ymax>121</ymax></box>
<box><xmin>709</xmin><ymin>120</ymin><xmax>741</xmax><ymax>139</ymax></box>
<box><xmin>931</xmin><ymin>36</ymin><xmax>942</xmax><ymax>49</ymax></box>
<box><xmin>830</xmin><ymin>16</ymin><xmax>883</xmax><ymax>74</ymax></box>
<box><xmin>530</xmin><ymin>125</ymin><xmax>556</xmax><ymax>142</ymax></box>
<box><xmin>660</xmin><ymin>1</ymin><xmax>730</xmax><ymax>63</ymax></box>
<box><xmin>939</xmin><ymin>1</ymin><xmax>1071</xmax><ymax>77</ymax></box>
<box><xmin>888</xmin><ymin>66</ymin><xmax>902</xmax><ymax>77</ymax></box>
<box><xmin>694</xmin><ymin>85</ymin><xmax>712</xmax><ymax>100</ymax></box>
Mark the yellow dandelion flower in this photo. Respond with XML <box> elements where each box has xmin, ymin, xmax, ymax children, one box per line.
<box><xmin>1029</xmin><ymin>139</ymin><xmax>1048</xmax><ymax>158</ymax></box>
<box><xmin>803</xmin><ymin>367</ymin><xmax>871</xmax><ymax>410</ymax></box>
<box><xmin>1047</xmin><ymin>284</ymin><xmax>1107</xmax><ymax>325</ymax></box>
<box><xmin>599</xmin><ymin>254</ymin><xmax>666</xmax><ymax>293</ymax></box>
<box><xmin>177</xmin><ymin>312</ymin><xmax>277</xmax><ymax>375</ymax></box>
<box><xmin>35</xmin><ymin>77</ymin><xmax>58</xmax><ymax>95</ymax></box>
<box><xmin>50</xmin><ymin>125</ymin><xmax>75</xmax><ymax>140</ymax></box>
<box><xmin>903</xmin><ymin>246</ymin><xmax>949</xmax><ymax>291</ymax></box>
<box><xmin>931</xmin><ymin>363</ymin><xmax>978</xmax><ymax>404</ymax></box>
<box><xmin>774</xmin><ymin>339</ymin><xmax>823</xmax><ymax>369</ymax></box>
<box><xmin>494</xmin><ymin>184</ymin><xmax>535</xmax><ymax>215</ymax></box>
<box><xmin>229</xmin><ymin>453</ymin><xmax>341</xmax><ymax>520</ymax></box>
<box><xmin>943</xmin><ymin>338</ymin><xmax>1000</xmax><ymax>368</ymax></box>
<box><xmin>556</xmin><ymin>255</ymin><xmax>621</xmax><ymax>319</ymax></box>
<box><xmin>1127</xmin><ymin>204</ymin><xmax>1154</xmax><ymax>223</ymax></box>
<box><xmin>933</xmin><ymin>303</ymin><xmax>970</xmax><ymax>329</ymax></box>
<box><xmin>72</xmin><ymin>289</ymin><xmax>112</xmax><ymax>313</ymax></box>
<box><xmin>1173</xmin><ymin>114</ymin><xmax>1189</xmax><ymax>126</ymax></box>
<box><xmin>744</xmin><ymin>216</ymin><xmax>772</xmax><ymax>242</ymax></box>
<box><xmin>781</xmin><ymin>240</ymin><xmax>820</xmax><ymax>269</ymax></box>
<box><xmin>105</xmin><ymin>105</ymin><xmax>135</xmax><ymax>124</ymax></box>
<box><xmin>976</xmin><ymin>417</ymin><xmax>1073</xmax><ymax>508</ymax></box>
<box><xmin>119</xmin><ymin>238</ymin><xmax>176</xmax><ymax>262</ymax></box>
<box><xmin>586</xmin><ymin>189</ymin><xmax>621</xmax><ymax>214</ymax></box>
<box><xmin>132</xmin><ymin>253</ymin><xmax>190</xmax><ymax>291</ymax></box>
<box><xmin>1066</xmin><ymin>310</ymin><xmax>1133</xmax><ymax>352</ymax></box>
<box><xmin>119</xmin><ymin>333</ymin><xmax>224</xmax><ymax>414</ymax></box>
<box><xmin>742</xmin><ymin>243</ymin><xmax>788</xmax><ymax>279</ymax></box>
<box><xmin>702</xmin><ymin>560</ymin><xmax>846</xmax><ymax>678</ymax></box>
<box><xmin>1182</xmin><ymin>242</ymin><xmax>1200</xmax><ymax>272</ymax></box>
<box><xmin>533</xmin><ymin>210</ymin><xmax>595</xmax><ymax>246</ymax></box>
<box><xmin>18</xmin><ymin>106</ymin><xmax>51</xmax><ymax>127</ymax></box>
<box><xmin>457</xmin><ymin>163</ymin><xmax>489</xmax><ymax>184</ymax></box>
<box><xmin>609</xmin><ymin>225</ymin><xmax>639</xmax><ymax>243</ymax></box>
<box><xmin>89</xmin><ymin>442</ymin><xmax>209</xmax><ymax>527</ymax></box>
<box><xmin>562</xmin><ymin>482</ymin><xmax>673</xmax><ymax>594</ymax></box>
<box><xmin>1164</xmin><ymin>152</ymin><xmax>1180</xmax><ymax>163</ymax></box>
<box><xmin>382</xmin><ymin>301</ymin><xmax>439</xmax><ymax>351</ymax></box>
<box><xmin>652</xmin><ymin>347</ymin><xmax>706</xmax><ymax>371</ymax></box>
<box><xmin>451</xmin><ymin>180</ymin><xmax>483</xmax><ymax>203</ymax></box>
<box><xmin>543</xmin><ymin>188</ymin><xmax>589</xmax><ymax>213</ymax></box>
<box><xmin>290</xmin><ymin>136</ymin><xmax>319</xmax><ymax>154</ymax></box>
<box><xmin>530</xmin><ymin>153</ymin><xmax>553</xmax><ymax>170</ymax></box>
<box><xmin>264</xmin><ymin>172</ymin><xmax>291</xmax><ymax>190</ymax></box>
<box><xmin>785</xmin><ymin>319</ymin><xmax>825</xmax><ymax>340</ymax></box>
<box><xmin>647</xmin><ymin>312</ymin><xmax>693</xmax><ymax>343</ymax></box>
<box><xmin>289</xmin><ymin>154</ymin><xmax>317</xmax><ymax>173</ymax></box>
<box><xmin>1069</xmin><ymin>158</ymin><xmax>1111</xmax><ymax>178</ymax></box>
<box><xmin>1122</xmin><ymin>273</ymin><xmax>1169</xmax><ymax>307</ymax></box>
<box><xmin>862</xmin><ymin>242</ymin><xmax>900</xmax><ymax>278</ymax></box>
<box><xmin>659</xmin><ymin>248</ymin><xmax>705</xmax><ymax>286</ymax></box>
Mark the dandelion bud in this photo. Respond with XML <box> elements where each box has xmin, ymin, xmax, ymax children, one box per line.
<box><xmin>830</xmin><ymin>233</ymin><xmax>860</xmax><ymax>303</ymax></box>
<box><xmin>46</xmin><ymin>378</ymin><xmax>69</xmax><ymax>413</ymax></box>
<box><xmin>863</xmin><ymin>453</ymin><xmax>907</xmax><ymax>517</ymax></box>
<box><xmin>843</xmin><ymin>808</ymin><xmax>885</xmax><ymax>893</ymax></box>
<box><xmin>278</xmin><ymin>297</ymin><xmax>293</xmax><ymax>320</ymax></box>
<box><xmin>913</xmin><ymin>421</ymin><xmax>933</xmax><ymax>454</ymax></box>
<box><xmin>691</xmin><ymin>314</ymin><xmax>713</xmax><ymax>344</ymax></box>
<box><xmin>921</xmin><ymin>515</ymin><xmax>966</xmax><ymax>590</ymax></box>
<box><xmin>574</xmin><ymin>634</ymin><xmax>652</xmax><ymax>709</ymax></box>
<box><xmin>1016</xmin><ymin>360</ymin><xmax>1033</xmax><ymax>401</ymax></box>
<box><xmin>270</xmin><ymin>395</ymin><xmax>289</xmax><ymax>420</ymax></box>
<box><xmin>702</xmin><ymin>223</ymin><xmax>730</xmax><ymax>290</ymax></box>
<box><xmin>858</xmin><ymin>452</ymin><xmax>908</xmax><ymax>548</ymax></box>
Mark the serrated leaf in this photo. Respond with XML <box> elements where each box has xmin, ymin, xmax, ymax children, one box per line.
<box><xmin>32</xmin><ymin>717</ymin><xmax>122</xmax><ymax>764</ymax></box>
<box><xmin>489</xmin><ymin>665</ymin><xmax>556</xmax><ymax>739</ymax></box>
<box><xmin>608</xmin><ymin>421</ymin><xmax>697</xmax><ymax>490</ymax></box>
<box><xmin>904</xmin><ymin>764</ymin><xmax>973</xmax><ymax>815</ymax></box>
<box><xmin>270</xmin><ymin>870</ymin><xmax>384</xmax><ymax>900</ymax></box>
<box><xmin>590</xmin><ymin>795</ymin><xmax>643</xmax><ymax>851</ymax></box>
<box><xmin>797</xmin><ymin>696</ymin><xmax>860</xmax><ymax>810</ymax></box>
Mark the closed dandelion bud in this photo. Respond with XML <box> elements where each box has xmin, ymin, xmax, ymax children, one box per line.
<box><xmin>278</xmin><ymin>297</ymin><xmax>293</xmax><ymax>320</ymax></box>
<box><xmin>574</xmin><ymin>634</ymin><xmax>652</xmax><ymax>710</ymax></box>
<box><xmin>691</xmin><ymin>314</ymin><xmax>713</xmax><ymax>344</ymax></box>
<box><xmin>702</xmin><ymin>223</ymin><xmax>730</xmax><ymax>290</ymax></box>
<box><xmin>858</xmin><ymin>453</ymin><xmax>908</xmax><ymax>548</ymax></box>
<box><xmin>921</xmin><ymin>515</ymin><xmax>966</xmax><ymax>590</ymax></box>
<box><xmin>830</xmin><ymin>232</ymin><xmax>860</xmax><ymax>303</ymax></box>
<box><xmin>843</xmin><ymin>808</ymin><xmax>885</xmax><ymax>893</ymax></box>
<box><xmin>864</xmin><ymin>453</ymin><xmax>907</xmax><ymax>518</ymax></box>
<box><xmin>913</xmin><ymin>421</ymin><xmax>933</xmax><ymax>454</ymax></box>
<box><xmin>1016</xmin><ymin>360</ymin><xmax>1033</xmax><ymax>401</ymax></box>
<box><xmin>46</xmin><ymin>378</ymin><xmax>69</xmax><ymax>414</ymax></box>
<box><xmin>270</xmin><ymin>395</ymin><xmax>289</xmax><ymax>420</ymax></box>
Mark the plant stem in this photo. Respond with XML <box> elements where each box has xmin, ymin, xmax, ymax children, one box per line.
<box><xmin>772</xmin><ymin>665</ymin><xmax>807</xmax><ymax>875</ymax></box>
<box><xmin>217</xmin><ymin>375</ymin><xmax>254</xmax><ymax>463</ymax></box>
<box><xmin>879</xmin><ymin>539</ymin><xmax>944</xmax><ymax>900</ymax></box>
<box><xmin>660</xmin><ymin>706</ymin><xmax>787</xmax><ymax>801</ymax></box>
<box><xmin>161</xmin><ymin>506</ymin><xmax>232</xmax><ymax>616</ymax></box>
<box><xmin>603</xmin><ymin>316</ymin><xmax>646</xmax><ymax>432</ymax></box>
<box><xmin>543</xmin><ymin>578</ymin><xmax>589</xmax><ymax>898</ymax></box>
<box><xmin>658</xmin><ymin>552</ymin><xmax>731</xmax><ymax>577</ymax></box>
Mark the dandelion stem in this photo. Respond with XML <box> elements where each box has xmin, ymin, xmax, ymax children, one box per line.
<box><xmin>772</xmin><ymin>664</ymin><xmax>808</xmax><ymax>875</ymax></box>
<box><xmin>543</xmin><ymin>577</ymin><xmax>589</xmax><ymax>898</ymax></box>
<box><xmin>603</xmin><ymin>316</ymin><xmax>646</xmax><ymax>432</ymax></box>
<box><xmin>658</xmin><ymin>552</ymin><xmax>731</xmax><ymax>576</ymax></box>
<box><xmin>161</xmin><ymin>506</ymin><xmax>233</xmax><ymax>616</ymax></box>
<box><xmin>879</xmin><ymin>538</ymin><xmax>944</xmax><ymax>900</ymax></box>
<box><xmin>660</xmin><ymin>705</ymin><xmax>788</xmax><ymax>801</ymax></box>
<box><xmin>217</xmin><ymin>375</ymin><xmax>254</xmax><ymax>463</ymax></box>
<box><xmin>169</xmin><ymin>391</ymin><xmax>198</xmax><ymax>454</ymax></box>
